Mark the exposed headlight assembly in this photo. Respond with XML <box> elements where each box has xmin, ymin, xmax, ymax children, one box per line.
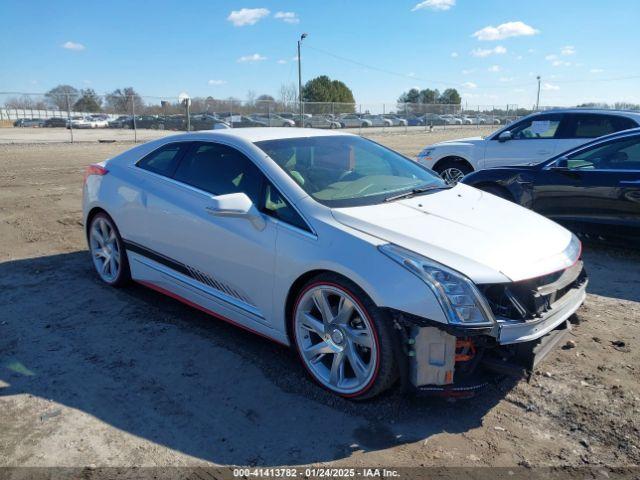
<box><xmin>379</xmin><ymin>244</ymin><xmax>495</xmax><ymax>326</ymax></box>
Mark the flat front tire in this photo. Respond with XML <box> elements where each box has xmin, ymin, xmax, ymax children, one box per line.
<box><xmin>292</xmin><ymin>273</ymin><xmax>397</xmax><ymax>400</ymax></box>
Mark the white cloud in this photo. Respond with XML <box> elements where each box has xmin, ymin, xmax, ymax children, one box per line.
<box><xmin>408</xmin><ymin>72</ymin><xmax>417</xmax><ymax>77</ymax></box>
<box><xmin>461</xmin><ymin>69</ymin><xmax>476</xmax><ymax>75</ymax></box>
<box><xmin>545</xmin><ymin>54</ymin><xmax>571</xmax><ymax>67</ymax></box>
<box><xmin>274</xmin><ymin>11</ymin><xmax>299</xmax><ymax>24</ymax></box>
<box><xmin>277</xmin><ymin>59</ymin><xmax>287</xmax><ymax>64</ymax></box>
<box><xmin>237</xmin><ymin>53</ymin><xmax>267</xmax><ymax>63</ymax></box>
<box><xmin>499</xmin><ymin>77</ymin><xmax>514</xmax><ymax>82</ymax></box>
<box><xmin>411</xmin><ymin>0</ymin><xmax>455</xmax><ymax>11</ymax></box>
<box><xmin>462</xmin><ymin>81</ymin><xmax>477</xmax><ymax>89</ymax></box>
<box><xmin>472</xmin><ymin>21</ymin><xmax>539</xmax><ymax>41</ymax></box>
<box><xmin>514</xmin><ymin>88</ymin><xmax>525</xmax><ymax>93</ymax></box>
<box><xmin>527</xmin><ymin>48</ymin><xmax>535</xmax><ymax>53</ymax></box>
<box><xmin>227</xmin><ymin>8</ymin><xmax>269</xmax><ymax>26</ymax></box>
<box><xmin>451</xmin><ymin>51</ymin><xmax>459</xmax><ymax>58</ymax></box>
<box><xmin>590</xmin><ymin>68</ymin><xmax>604</xmax><ymax>73</ymax></box>
<box><xmin>208</xmin><ymin>79</ymin><xmax>226</xmax><ymax>85</ymax></box>
<box><xmin>470</xmin><ymin>45</ymin><xmax>507</xmax><ymax>57</ymax></box>
<box><xmin>542</xmin><ymin>83</ymin><xmax>560</xmax><ymax>91</ymax></box>
<box><xmin>487</xmin><ymin>65</ymin><xmax>501</xmax><ymax>72</ymax></box>
<box><xmin>515</xmin><ymin>55</ymin><xmax>523</xmax><ymax>60</ymax></box>
<box><xmin>560</xmin><ymin>45</ymin><xmax>576</xmax><ymax>56</ymax></box>
<box><xmin>62</xmin><ymin>41</ymin><xmax>85</xmax><ymax>51</ymax></box>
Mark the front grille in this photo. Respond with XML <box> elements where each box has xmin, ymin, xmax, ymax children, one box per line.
<box><xmin>480</xmin><ymin>261</ymin><xmax>587</xmax><ymax>321</ymax></box>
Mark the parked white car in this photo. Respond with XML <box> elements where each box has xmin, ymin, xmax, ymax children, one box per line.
<box><xmin>70</xmin><ymin>116</ymin><xmax>95</xmax><ymax>129</ymax></box>
<box><xmin>417</xmin><ymin>109</ymin><xmax>640</xmax><ymax>184</ymax></box>
<box><xmin>83</xmin><ymin>128</ymin><xmax>587</xmax><ymax>399</ymax></box>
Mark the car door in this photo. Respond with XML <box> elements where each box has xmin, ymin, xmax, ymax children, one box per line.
<box><xmin>555</xmin><ymin>113</ymin><xmax>639</xmax><ymax>154</ymax></box>
<box><xmin>531</xmin><ymin>133</ymin><xmax>640</xmax><ymax>242</ymax></box>
<box><xmin>139</xmin><ymin>141</ymin><xmax>278</xmax><ymax>326</ymax></box>
<box><xmin>482</xmin><ymin>113</ymin><xmax>565</xmax><ymax>169</ymax></box>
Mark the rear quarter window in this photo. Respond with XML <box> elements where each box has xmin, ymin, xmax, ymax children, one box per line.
<box><xmin>137</xmin><ymin>143</ymin><xmax>189</xmax><ymax>177</ymax></box>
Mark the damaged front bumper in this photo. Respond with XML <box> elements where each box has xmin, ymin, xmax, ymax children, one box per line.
<box><xmin>391</xmin><ymin>263</ymin><xmax>588</xmax><ymax>396</ymax></box>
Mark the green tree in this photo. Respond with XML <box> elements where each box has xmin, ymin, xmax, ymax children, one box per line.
<box><xmin>438</xmin><ymin>88</ymin><xmax>461</xmax><ymax>105</ymax></box>
<box><xmin>301</xmin><ymin>75</ymin><xmax>355</xmax><ymax>112</ymax></box>
<box><xmin>73</xmin><ymin>89</ymin><xmax>102</xmax><ymax>112</ymax></box>
<box><xmin>419</xmin><ymin>88</ymin><xmax>440</xmax><ymax>104</ymax></box>
<box><xmin>105</xmin><ymin>87</ymin><xmax>144</xmax><ymax>114</ymax></box>
<box><xmin>45</xmin><ymin>84</ymin><xmax>79</xmax><ymax>110</ymax></box>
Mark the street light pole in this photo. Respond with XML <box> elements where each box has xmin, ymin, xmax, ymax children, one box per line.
<box><xmin>298</xmin><ymin>33</ymin><xmax>307</xmax><ymax>127</ymax></box>
<box><xmin>535</xmin><ymin>75</ymin><xmax>541</xmax><ymax>111</ymax></box>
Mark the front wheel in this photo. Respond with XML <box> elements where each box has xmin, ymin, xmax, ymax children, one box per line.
<box><xmin>434</xmin><ymin>159</ymin><xmax>473</xmax><ymax>185</ymax></box>
<box><xmin>292</xmin><ymin>274</ymin><xmax>397</xmax><ymax>400</ymax></box>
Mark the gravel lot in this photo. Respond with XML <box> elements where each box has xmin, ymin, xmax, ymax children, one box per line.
<box><xmin>0</xmin><ymin>129</ymin><xmax>638</xmax><ymax>469</ymax></box>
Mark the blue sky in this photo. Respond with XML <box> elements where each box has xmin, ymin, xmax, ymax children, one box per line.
<box><xmin>1</xmin><ymin>0</ymin><xmax>639</xmax><ymax>108</ymax></box>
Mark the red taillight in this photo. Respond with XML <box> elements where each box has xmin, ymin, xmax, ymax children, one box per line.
<box><xmin>83</xmin><ymin>164</ymin><xmax>108</xmax><ymax>184</ymax></box>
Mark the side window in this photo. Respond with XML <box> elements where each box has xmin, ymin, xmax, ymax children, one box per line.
<box><xmin>509</xmin><ymin>115</ymin><xmax>561</xmax><ymax>140</ymax></box>
<box><xmin>172</xmin><ymin>143</ymin><xmax>264</xmax><ymax>204</ymax></box>
<box><xmin>263</xmin><ymin>183</ymin><xmax>311</xmax><ymax>232</ymax></box>
<box><xmin>567</xmin><ymin>136</ymin><xmax>640</xmax><ymax>170</ymax></box>
<box><xmin>137</xmin><ymin>143</ymin><xmax>187</xmax><ymax>177</ymax></box>
<box><xmin>566</xmin><ymin>114</ymin><xmax>619</xmax><ymax>138</ymax></box>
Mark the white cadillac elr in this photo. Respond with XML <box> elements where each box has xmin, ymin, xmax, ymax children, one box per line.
<box><xmin>83</xmin><ymin>128</ymin><xmax>587</xmax><ymax>399</ymax></box>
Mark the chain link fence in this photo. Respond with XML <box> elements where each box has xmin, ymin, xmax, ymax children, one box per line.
<box><xmin>0</xmin><ymin>91</ymin><xmax>530</xmax><ymax>143</ymax></box>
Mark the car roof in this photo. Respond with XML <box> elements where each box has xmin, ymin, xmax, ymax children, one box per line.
<box><xmin>533</xmin><ymin>108</ymin><xmax>640</xmax><ymax>119</ymax></box>
<box><xmin>160</xmin><ymin>127</ymin><xmax>355</xmax><ymax>144</ymax></box>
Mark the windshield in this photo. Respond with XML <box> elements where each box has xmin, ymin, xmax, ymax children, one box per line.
<box><xmin>254</xmin><ymin>135</ymin><xmax>445</xmax><ymax>207</ymax></box>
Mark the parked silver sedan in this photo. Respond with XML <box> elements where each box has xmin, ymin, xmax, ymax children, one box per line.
<box><xmin>303</xmin><ymin>115</ymin><xmax>342</xmax><ymax>129</ymax></box>
<box><xmin>339</xmin><ymin>114</ymin><xmax>373</xmax><ymax>128</ymax></box>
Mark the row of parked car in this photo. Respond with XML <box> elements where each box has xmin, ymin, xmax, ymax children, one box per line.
<box><xmin>416</xmin><ymin>108</ymin><xmax>640</xmax><ymax>246</ymax></box>
<box><xmin>13</xmin><ymin>111</ymin><xmax>506</xmax><ymax>130</ymax></box>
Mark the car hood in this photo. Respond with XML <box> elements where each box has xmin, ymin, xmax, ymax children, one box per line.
<box><xmin>331</xmin><ymin>184</ymin><xmax>577</xmax><ymax>284</ymax></box>
<box><xmin>433</xmin><ymin>136</ymin><xmax>485</xmax><ymax>147</ymax></box>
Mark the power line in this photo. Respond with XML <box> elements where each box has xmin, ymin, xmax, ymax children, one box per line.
<box><xmin>304</xmin><ymin>44</ymin><xmax>538</xmax><ymax>90</ymax></box>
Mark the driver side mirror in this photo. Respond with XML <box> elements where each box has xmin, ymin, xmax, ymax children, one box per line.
<box><xmin>498</xmin><ymin>130</ymin><xmax>512</xmax><ymax>142</ymax></box>
<box><xmin>205</xmin><ymin>192</ymin><xmax>266</xmax><ymax>231</ymax></box>
<box><xmin>552</xmin><ymin>157</ymin><xmax>569</xmax><ymax>170</ymax></box>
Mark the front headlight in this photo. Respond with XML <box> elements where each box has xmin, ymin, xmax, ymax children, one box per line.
<box><xmin>379</xmin><ymin>244</ymin><xmax>495</xmax><ymax>326</ymax></box>
<box><xmin>417</xmin><ymin>148</ymin><xmax>433</xmax><ymax>159</ymax></box>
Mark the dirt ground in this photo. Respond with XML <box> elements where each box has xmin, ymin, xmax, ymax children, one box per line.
<box><xmin>0</xmin><ymin>130</ymin><xmax>638</xmax><ymax>469</ymax></box>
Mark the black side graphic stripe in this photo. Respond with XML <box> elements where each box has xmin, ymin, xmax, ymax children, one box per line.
<box><xmin>123</xmin><ymin>240</ymin><xmax>191</xmax><ymax>277</ymax></box>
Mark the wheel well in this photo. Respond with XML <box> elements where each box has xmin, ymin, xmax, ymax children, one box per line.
<box><xmin>433</xmin><ymin>156</ymin><xmax>473</xmax><ymax>173</ymax></box>
<box><xmin>85</xmin><ymin>207</ymin><xmax>108</xmax><ymax>240</ymax></box>
<box><xmin>475</xmin><ymin>182</ymin><xmax>514</xmax><ymax>201</ymax></box>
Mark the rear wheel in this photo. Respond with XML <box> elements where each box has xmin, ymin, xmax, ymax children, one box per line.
<box><xmin>292</xmin><ymin>273</ymin><xmax>397</xmax><ymax>400</ymax></box>
<box><xmin>88</xmin><ymin>213</ymin><xmax>130</xmax><ymax>287</ymax></box>
<box><xmin>434</xmin><ymin>158</ymin><xmax>473</xmax><ymax>185</ymax></box>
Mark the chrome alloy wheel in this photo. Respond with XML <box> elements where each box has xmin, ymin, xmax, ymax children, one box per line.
<box><xmin>440</xmin><ymin>167</ymin><xmax>465</xmax><ymax>185</ymax></box>
<box><xmin>89</xmin><ymin>217</ymin><xmax>121</xmax><ymax>283</ymax></box>
<box><xmin>294</xmin><ymin>285</ymin><xmax>378</xmax><ymax>395</ymax></box>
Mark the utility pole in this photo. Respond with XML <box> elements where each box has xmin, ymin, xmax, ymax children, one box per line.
<box><xmin>535</xmin><ymin>76</ymin><xmax>541</xmax><ymax>111</ymax></box>
<box><xmin>298</xmin><ymin>33</ymin><xmax>307</xmax><ymax>127</ymax></box>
